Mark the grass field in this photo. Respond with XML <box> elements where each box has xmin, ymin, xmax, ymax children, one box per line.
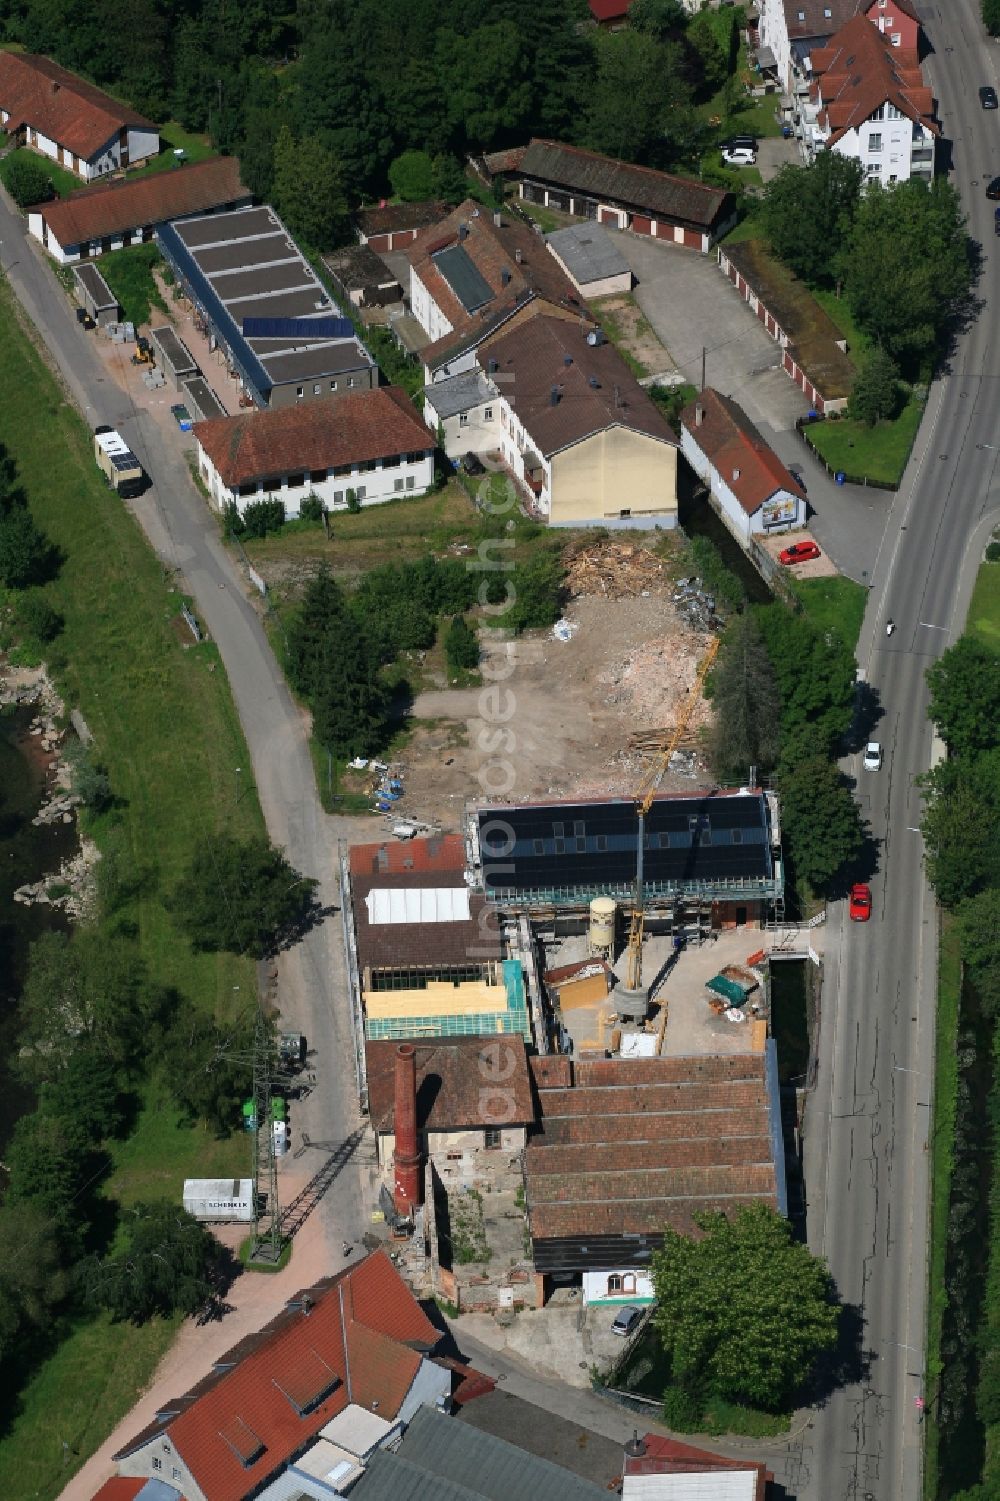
<box><xmin>924</xmin><ymin>916</ymin><xmax>962</xmax><ymax>1500</ymax></box>
<box><xmin>789</xmin><ymin>575</ymin><xmax>868</xmax><ymax>652</ymax></box>
<box><xmin>95</xmin><ymin>243</ymin><xmax>168</xmax><ymax>327</ymax></box>
<box><xmin>966</xmin><ymin>553</ymin><xmax>1000</xmax><ymax>651</ymax></box>
<box><xmin>805</xmin><ymin>400</ymin><xmax>923</xmax><ymax>488</ymax></box>
<box><xmin>0</xmin><ymin>277</ymin><xmax>262</xmax><ymax>1495</ymax></box>
<box><xmin>0</xmin><ymin>145</ymin><xmax>82</xmax><ymax>200</ymax></box>
<box><xmin>125</xmin><ymin>123</ymin><xmax>217</xmax><ymax>179</ymax></box>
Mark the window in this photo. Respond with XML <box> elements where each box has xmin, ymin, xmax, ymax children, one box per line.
<box><xmin>310</xmin><ymin>469</ymin><xmax>327</xmax><ymax>483</ymax></box>
<box><xmin>333</xmin><ymin>490</ymin><xmax>344</xmax><ymax>504</ymax></box>
<box><xmin>533</xmin><ymin>838</ymin><xmax>545</xmax><ymax>855</ymax></box>
<box><xmin>237</xmin><ymin>482</ymin><xmax>256</xmax><ymax>497</ymax></box>
<box><xmin>607</xmin><ymin>1274</ymin><xmax>623</xmax><ymax>1294</ymax></box>
<box><xmin>574</xmin><ymin>820</ymin><xmax>585</xmax><ymax>836</ymax></box>
<box><xmin>870</xmin><ymin>104</ymin><xmax>885</xmax><ymax>120</ymax></box>
<box><xmin>313</xmin><ymin>383</ymin><xmax>321</xmax><ymax>396</ymax></box>
<box><xmin>172</xmin><ymin>1471</ymin><xmax>182</xmax><ymax>1483</ymax></box>
<box><xmin>823</xmin><ymin>5</ymin><xmax>831</xmax><ymax>14</ymax></box>
<box><xmin>553</xmin><ymin>822</ymin><xmax>565</xmax><ymax>837</ymax></box>
<box><xmin>152</xmin><ymin>1460</ymin><xmax>162</xmax><ymax>1473</ymax></box>
<box><xmin>797</xmin><ymin>9</ymin><xmax>805</xmax><ymax>18</ymax></box>
<box><xmin>484</xmin><ymin>1127</ymin><xmax>502</xmax><ymax>1149</ymax></box>
<box><xmin>287</xmin><ymin>473</ymin><xmax>305</xmax><ymax>489</ymax></box>
<box><xmin>347</xmin><ymin>376</ymin><xmax>356</xmax><ymax>388</ymax></box>
<box><xmin>296</xmin><ymin>386</ymin><xmax>304</xmax><ymax>399</ymax></box>
<box><xmin>356</xmin><ymin>486</ymin><xmax>366</xmax><ymax>500</ymax></box>
<box><xmin>890</xmin><ymin>30</ymin><xmax>900</xmax><ymax>42</ymax></box>
<box><xmin>484</xmin><ymin>406</ymin><xmax>493</xmax><ymax>420</ymax></box>
<box><xmin>459</xmin><ymin>412</ymin><xmax>469</xmax><ymax>427</ymax></box>
<box><xmin>553</xmin><ymin>838</ymin><xmax>565</xmax><ymax>854</ymax></box>
<box><xmin>731</xmin><ymin>828</ymin><xmax>743</xmax><ymax>845</ymax></box>
<box><xmin>878</xmin><ymin>0</ymin><xmax>886</xmax><ymax>7</ymax></box>
<box><xmin>623</xmin><ymin>1273</ymin><xmax>637</xmax><ymax>1294</ymax></box>
<box><xmin>330</xmin><ymin>379</ymin><xmax>338</xmax><ymax>391</ymax></box>
<box><xmin>405</xmin><ymin>476</ymin><xmax>415</xmax><ymax>490</ymax></box>
<box><xmin>394</xmin><ymin>478</ymin><xmax>404</xmax><ymax>492</ymax></box>
<box><xmin>382</xmin><ymin>453</ymin><xmax>400</xmax><ymax>467</ymax></box>
<box><xmin>575</xmin><ymin>837</ymin><xmax>586</xmax><ymax>853</ymax></box>
<box><xmin>619</xmin><ymin>508</ymin><xmax>631</xmax><ymax>518</ymax></box>
<box><xmin>869</xmin><ymin>132</ymin><xmax>882</xmax><ymax>150</ymax></box>
<box><xmin>595</xmin><ymin>834</ymin><xmax>608</xmax><ymax>852</ymax></box>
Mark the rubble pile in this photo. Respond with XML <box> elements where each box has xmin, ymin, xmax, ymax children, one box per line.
<box><xmin>565</xmin><ymin>540</ymin><xmax>665</xmax><ymax>599</ymax></box>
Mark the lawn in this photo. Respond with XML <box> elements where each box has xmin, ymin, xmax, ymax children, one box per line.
<box><xmin>966</xmin><ymin>552</ymin><xmax>1000</xmax><ymax>652</ymax></box>
<box><xmin>804</xmin><ymin>400</ymin><xmax>923</xmax><ymax>489</ymax></box>
<box><xmin>0</xmin><ymin>277</ymin><xmax>262</xmax><ymax>1495</ymax></box>
<box><xmin>124</xmin><ymin>122</ymin><xmax>217</xmax><ymax>179</ymax></box>
<box><xmin>698</xmin><ymin>80</ymin><xmax>785</xmax><ymax>144</ymax></box>
<box><xmin>924</xmin><ymin>915</ymin><xmax>962</xmax><ymax>1500</ymax></box>
<box><xmin>812</xmin><ymin>287</ymin><xmax>872</xmax><ymax>365</ymax></box>
<box><xmin>788</xmin><ymin>575</ymin><xmax>868</xmax><ymax>652</ymax></box>
<box><xmin>0</xmin><ymin>145</ymin><xmax>82</xmax><ymax>200</ymax></box>
<box><xmin>93</xmin><ymin>242</ymin><xmax>168</xmax><ymax>327</ymax></box>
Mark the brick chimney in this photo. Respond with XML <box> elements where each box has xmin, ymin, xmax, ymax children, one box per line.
<box><xmin>393</xmin><ymin>1044</ymin><xmax>422</xmax><ymax>1215</ymax></box>
<box><xmin>694</xmin><ymin>402</ymin><xmax>704</xmax><ymax>427</ymax></box>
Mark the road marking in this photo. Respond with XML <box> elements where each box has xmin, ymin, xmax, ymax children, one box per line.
<box><xmin>918</xmin><ymin>621</ymin><xmax>948</xmax><ymax>630</ymax></box>
<box><xmin>907</xmin><ymin>827</ymin><xmax>922</xmax><ymax>833</ymax></box>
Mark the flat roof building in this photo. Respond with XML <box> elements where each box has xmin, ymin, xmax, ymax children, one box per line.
<box><xmin>544</xmin><ymin>223</ymin><xmax>632</xmax><ymax>298</ymax></box>
<box><xmin>157</xmin><ymin>205</ymin><xmax>376</xmax><ymax>408</ymax></box>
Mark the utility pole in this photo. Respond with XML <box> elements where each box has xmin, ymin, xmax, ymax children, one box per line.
<box><xmin>701</xmin><ymin>345</ymin><xmax>707</xmax><ymax>391</ymax></box>
<box><xmin>250</xmin><ymin>1004</ymin><xmax>282</xmax><ymax>1263</ymax></box>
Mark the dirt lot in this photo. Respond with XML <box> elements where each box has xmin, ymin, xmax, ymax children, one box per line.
<box><xmin>395</xmin><ymin>543</ymin><xmax>717</xmax><ymax>833</ymax></box>
<box><xmin>590</xmin><ymin>293</ymin><xmax>676</xmax><ymax>380</ymax></box>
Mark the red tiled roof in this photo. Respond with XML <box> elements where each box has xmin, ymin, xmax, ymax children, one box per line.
<box><xmin>349</xmin><ymin>833</ymin><xmax>467</xmax><ymax>877</ymax></box>
<box><xmin>193</xmin><ymin>388</ymin><xmax>431</xmax><ymax>489</ymax></box>
<box><xmin>0</xmin><ymin>52</ymin><xmax>154</xmax><ymax>160</ymax></box>
<box><xmin>112</xmin><ymin>1253</ymin><xmax>438</xmax><ymax>1501</ymax></box>
<box><xmin>365</xmin><ymin>1037</ymin><xmax>534</xmax><ymax>1133</ymax></box>
<box><xmin>811</xmin><ymin>14</ymin><xmax>937</xmax><ymax>145</ymax></box>
<box><xmin>588</xmin><ymin>0</ymin><xmax>632</xmax><ymax>19</ymax></box>
<box><xmin>480</xmin><ymin>313</ymin><xmax>676</xmax><ymax>458</ymax></box>
<box><xmin>526</xmin><ymin>1054</ymin><xmax>778</xmax><ymax>1243</ymax></box>
<box><xmin>357</xmin><ymin>200</ymin><xmax>448</xmax><ymax>237</ymax></box>
<box><xmin>625</xmin><ymin>1435</ymin><xmax>771</xmax><ymax>1500</ymax></box>
<box><xmin>40</xmin><ymin>157</ymin><xmax>247</xmax><ymax>249</ymax></box>
<box><xmin>680</xmin><ymin>388</ymin><xmax>805</xmax><ymax>516</ymax></box>
<box><xmin>90</xmin><ymin>1481</ymin><xmax>149</xmax><ymax>1501</ymax></box>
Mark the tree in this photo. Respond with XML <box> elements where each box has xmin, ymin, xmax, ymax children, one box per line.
<box><xmin>0</xmin><ymin>505</ymin><xmax>53</xmax><ymax>588</ymax></box>
<box><xmin>271</xmin><ymin>124</ymin><xmax>349</xmax><ymax>249</ymax></box>
<box><xmin>0</xmin><ymin>1202</ymin><xmax>72</xmax><ymax>1361</ymax></box>
<box><xmin>848</xmin><ymin>347</ymin><xmax>902</xmax><ymax>426</ymax></box>
<box><xmin>172</xmin><ymin>833</ymin><xmax>318</xmax><ymax>958</ymax></box>
<box><xmin>64</xmin><ymin>740</ymin><xmax>113</xmax><ymax>811</ymax></box>
<box><xmin>82</xmin><ymin>1202</ymin><xmax>227</xmax><ymax>1323</ymax></box>
<box><xmin>956</xmin><ymin>890</ymin><xmax>1000</xmax><ymax>1017</ymax></box>
<box><xmin>685</xmin><ymin>11</ymin><xmax>731</xmax><ymax>97</ymax></box>
<box><xmin>438</xmin><ymin>22</ymin><xmax>534</xmax><ymax>148</ymax></box>
<box><xmin>779</xmin><ymin>755</ymin><xmax>866</xmax><ymax>891</ymax></box>
<box><xmin>1</xmin><ymin>153</ymin><xmax>54</xmax><ymax>209</ymax></box>
<box><xmin>40</xmin><ymin>1044</ymin><xmax>128</xmax><ymax>1142</ymax></box>
<box><xmin>920</xmin><ymin>754</ymin><xmax>1000</xmax><ymax>908</ymax></box>
<box><xmin>4</xmin><ymin>1109</ymin><xmax>94</xmax><ymax>1243</ymax></box>
<box><xmin>926</xmin><ymin>637</ymin><xmax>1000</xmax><ymax>757</ymax></box>
<box><xmin>628</xmin><ymin>0</ymin><xmax>686</xmax><ymax>40</ymax></box>
<box><xmin>843</xmin><ymin>178</ymin><xmax>972</xmax><ymax>374</ymax></box>
<box><xmin>585</xmin><ymin>31</ymin><xmax>698</xmax><ymax>170</ymax></box>
<box><xmin>984</xmin><ymin>0</ymin><xmax>1000</xmax><ymax>37</ymax></box>
<box><xmin>432</xmin><ymin>153</ymin><xmax>468</xmax><ymax>204</ymax></box>
<box><xmin>760</xmin><ymin>155</ymin><xmax>863</xmax><ymax>287</ymax></box>
<box><xmin>707</xmin><ymin>613</ymin><xmax>782</xmax><ymax>779</ymax></box>
<box><xmin>15</xmin><ymin>589</ymin><xmax>63</xmax><ymax>643</ymax></box>
<box><xmin>753</xmin><ymin>604</ymin><xmax>855</xmax><ymax>760</ymax></box>
<box><xmin>505</xmin><ymin>551</ymin><xmax>565</xmax><ymax>633</ymax></box>
<box><xmin>389</xmin><ymin>149</ymin><xmax>436</xmax><ymax>202</ymax></box>
<box><xmin>652</xmin><ymin>1204</ymin><xmax>839</xmax><ymax>1412</ymax></box>
<box><xmin>444</xmin><ymin>615</ymin><xmax>480</xmax><ymax>674</ymax></box>
<box><xmin>311</xmin><ymin>623</ymin><xmax>392</xmax><ymax>757</ymax></box>
<box><xmin>286</xmin><ymin>566</ymin><xmax>349</xmax><ymax>700</ymax></box>
<box><xmin>160</xmin><ymin>997</ymin><xmax>261</xmax><ymax>1134</ymax></box>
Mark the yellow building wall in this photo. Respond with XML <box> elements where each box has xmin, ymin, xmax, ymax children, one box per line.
<box><xmin>363</xmin><ymin>979</ymin><xmax>509</xmax><ymax>1020</ymax></box>
<box><xmin>550</xmin><ymin>427</ymin><xmax>678</xmax><ymax>525</ymax></box>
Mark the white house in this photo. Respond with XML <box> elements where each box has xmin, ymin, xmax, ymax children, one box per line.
<box><xmin>680</xmin><ymin>388</ymin><xmax>806</xmax><ymax>544</ymax></box>
<box><xmin>805</xmin><ymin>15</ymin><xmax>937</xmax><ymax>186</ymax></box>
<box><xmin>193</xmin><ymin>388</ymin><xmax>435</xmax><ymax>520</ymax></box>
<box><xmin>0</xmin><ymin>52</ymin><xmax>158</xmax><ymax>183</ymax></box>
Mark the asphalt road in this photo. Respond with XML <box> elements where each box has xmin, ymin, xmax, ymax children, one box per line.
<box><xmin>792</xmin><ymin>10</ymin><xmax>1000</xmax><ymax>1499</ymax></box>
<box><xmin>0</xmin><ymin>195</ymin><xmax>365</xmax><ymax>1263</ymax></box>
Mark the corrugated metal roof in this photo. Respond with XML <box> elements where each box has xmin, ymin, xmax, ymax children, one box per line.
<box><xmin>625</xmin><ymin>1474</ymin><xmax>758</xmax><ymax>1500</ymax></box>
<box><xmin>352</xmin><ymin>1407</ymin><xmax>609</xmax><ymax>1501</ymax></box>
<box><xmin>364</xmin><ymin>887</ymin><xmax>471</xmax><ymax>926</ymax></box>
<box><xmin>545</xmin><ymin>224</ymin><xmax>630</xmax><ymax>285</ymax></box>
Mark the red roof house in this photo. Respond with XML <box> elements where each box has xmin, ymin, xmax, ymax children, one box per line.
<box><xmin>679</xmin><ymin>388</ymin><xmax>807</xmax><ymax>541</ymax></box>
<box><xmin>111</xmin><ymin>1252</ymin><xmax>444</xmax><ymax>1501</ymax></box>
<box><xmin>0</xmin><ymin>52</ymin><xmax>158</xmax><ymax>180</ymax></box>
<box><xmin>624</xmin><ymin>1434</ymin><xmax>772</xmax><ymax>1500</ymax></box>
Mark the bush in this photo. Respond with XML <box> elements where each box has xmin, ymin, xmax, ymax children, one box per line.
<box><xmin>848</xmin><ymin>347</ymin><xmax>903</xmax><ymax>426</ymax></box>
<box><xmin>222</xmin><ymin>501</ymin><xmax>244</xmax><ymax>536</ymax></box>
<box><xmin>16</xmin><ymin>590</ymin><xmax>63</xmax><ymax>643</ymax></box>
<box><xmin>299</xmin><ymin>493</ymin><xmax>325</xmax><ymax>523</ymax></box>
<box><xmin>688</xmin><ymin>534</ymin><xmax>745</xmax><ymax>615</ymax></box>
<box><xmin>241</xmin><ymin>499</ymin><xmax>286</xmax><ymax>539</ymax></box>
<box><xmin>504</xmin><ymin>550</ymin><xmax>565</xmax><ymax>633</ymax></box>
<box><xmin>1</xmin><ymin>154</ymin><xmax>54</xmax><ymax>210</ymax></box>
<box><xmin>444</xmin><ymin>614</ymin><xmax>480</xmax><ymax>673</ymax></box>
<box><xmin>65</xmin><ymin>741</ymin><xmax>113</xmax><ymax>811</ymax></box>
<box><xmin>346</xmin><ymin>488</ymin><xmax>362</xmax><ymax>514</ymax></box>
<box><xmin>986</xmin><ymin>541</ymin><xmax>1000</xmax><ymax>563</ymax></box>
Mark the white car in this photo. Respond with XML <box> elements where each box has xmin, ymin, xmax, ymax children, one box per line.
<box><xmin>863</xmin><ymin>742</ymin><xmax>883</xmax><ymax>771</ymax></box>
<box><xmin>722</xmin><ymin>146</ymin><xmax>757</xmax><ymax>166</ymax></box>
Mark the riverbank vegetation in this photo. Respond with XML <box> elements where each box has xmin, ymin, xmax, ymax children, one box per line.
<box><xmin>0</xmin><ymin>277</ymin><xmax>265</xmax><ymax>1500</ymax></box>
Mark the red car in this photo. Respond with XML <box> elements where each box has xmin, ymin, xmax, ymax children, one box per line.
<box><xmin>849</xmin><ymin>883</ymin><xmax>872</xmax><ymax>922</ymax></box>
<box><xmin>779</xmin><ymin>540</ymin><xmax>821</xmax><ymax>566</ymax></box>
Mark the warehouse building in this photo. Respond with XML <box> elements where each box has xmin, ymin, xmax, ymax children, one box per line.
<box><xmin>157</xmin><ymin>205</ymin><xmax>376</xmax><ymax>409</ymax></box>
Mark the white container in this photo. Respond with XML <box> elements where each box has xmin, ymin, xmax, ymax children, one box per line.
<box><xmin>588</xmin><ymin>896</ymin><xmax>617</xmax><ymax>958</ymax></box>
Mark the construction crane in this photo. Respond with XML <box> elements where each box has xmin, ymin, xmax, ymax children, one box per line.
<box><xmin>624</xmin><ymin>636</ymin><xmax>720</xmax><ymax>994</ymax></box>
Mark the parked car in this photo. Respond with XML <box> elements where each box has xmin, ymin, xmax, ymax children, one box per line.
<box><xmin>779</xmin><ymin>539</ymin><xmax>821</xmax><ymax>565</ymax></box>
<box><xmin>722</xmin><ymin>134</ymin><xmax>757</xmax><ymax>151</ymax></box>
<box><xmin>987</xmin><ymin>177</ymin><xmax>1000</xmax><ymax>200</ymax></box>
<box><xmin>994</xmin><ymin>206</ymin><xmax>1000</xmax><ymax>237</ymax></box>
<box><xmin>849</xmin><ymin>883</ymin><xmax>872</xmax><ymax>922</ymax></box>
<box><xmin>612</xmin><ymin>1306</ymin><xmax>643</xmax><ymax>1337</ymax></box>
<box><xmin>462</xmin><ymin>452</ymin><xmax>486</xmax><ymax>476</ymax></box>
<box><xmin>981</xmin><ymin>85</ymin><xmax>999</xmax><ymax>109</ymax></box>
<box><xmin>863</xmin><ymin>742</ymin><xmax>883</xmax><ymax>771</ymax></box>
<box><xmin>722</xmin><ymin>146</ymin><xmax>757</xmax><ymax>166</ymax></box>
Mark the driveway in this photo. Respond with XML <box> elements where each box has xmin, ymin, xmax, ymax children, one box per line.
<box><xmin>609</xmin><ymin>228</ymin><xmax>809</xmax><ymax>433</ymax></box>
<box><xmin>755</xmin><ymin>133</ymin><xmax>801</xmax><ymax>182</ymax></box>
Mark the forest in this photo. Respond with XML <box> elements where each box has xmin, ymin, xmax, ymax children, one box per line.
<box><xmin>0</xmin><ymin>0</ymin><xmax>742</xmax><ymax>227</ymax></box>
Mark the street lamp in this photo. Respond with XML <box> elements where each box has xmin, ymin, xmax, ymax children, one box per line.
<box><xmin>235</xmin><ymin>766</ymin><xmax>242</xmax><ymax>805</ymax></box>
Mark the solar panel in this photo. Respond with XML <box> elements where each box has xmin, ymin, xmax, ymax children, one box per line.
<box><xmin>433</xmin><ymin>245</ymin><xmax>494</xmax><ymax>314</ymax></box>
<box><xmin>240</xmin><ymin>316</ymin><xmax>355</xmax><ymax>340</ymax></box>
